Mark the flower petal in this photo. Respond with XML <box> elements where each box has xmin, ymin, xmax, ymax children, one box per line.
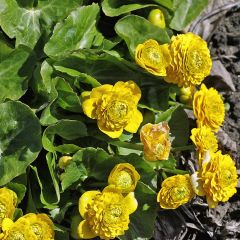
<box><xmin>79</xmin><ymin>191</ymin><xmax>100</xmax><ymax>218</ymax></box>
<box><xmin>98</xmin><ymin>121</ymin><xmax>123</xmax><ymax>138</ymax></box>
<box><xmin>91</xmin><ymin>84</ymin><xmax>113</xmax><ymax>98</ymax></box>
<box><xmin>2</xmin><ymin>218</ymin><xmax>14</xmax><ymax>231</ymax></box>
<box><xmin>123</xmin><ymin>192</ymin><xmax>138</xmax><ymax>214</ymax></box>
<box><xmin>78</xmin><ymin>220</ymin><xmax>97</xmax><ymax>239</ymax></box>
<box><xmin>82</xmin><ymin>98</ymin><xmax>97</xmax><ymax>119</ymax></box>
<box><xmin>124</xmin><ymin>109</ymin><xmax>143</xmax><ymax>133</ymax></box>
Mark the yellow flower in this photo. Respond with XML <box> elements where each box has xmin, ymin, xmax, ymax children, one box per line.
<box><xmin>165</xmin><ymin>32</ymin><xmax>212</xmax><ymax>87</ymax></box>
<box><xmin>135</xmin><ymin>39</ymin><xmax>170</xmax><ymax>76</ymax></box>
<box><xmin>58</xmin><ymin>156</ymin><xmax>72</xmax><ymax>169</ymax></box>
<box><xmin>108</xmin><ymin>163</ymin><xmax>140</xmax><ymax>193</ymax></box>
<box><xmin>22</xmin><ymin>213</ymin><xmax>55</xmax><ymax>240</ymax></box>
<box><xmin>82</xmin><ymin>81</ymin><xmax>143</xmax><ymax>138</ymax></box>
<box><xmin>78</xmin><ymin>186</ymin><xmax>138</xmax><ymax>239</ymax></box>
<box><xmin>193</xmin><ymin>84</ymin><xmax>225</xmax><ymax>132</ymax></box>
<box><xmin>0</xmin><ymin>217</ymin><xmax>37</xmax><ymax>240</ymax></box>
<box><xmin>157</xmin><ymin>174</ymin><xmax>195</xmax><ymax>209</ymax></box>
<box><xmin>190</xmin><ymin>126</ymin><xmax>218</xmax><ymax>163</ymax></box>
<box><xmin>140</xmin><ymin>122</ymin><xmax>171</xmax><ymax>161</ymax></box>
<box><xmin>0</xmin><ymin>188</ymin><xmax>17</xmax><ymax>229</ymax></box>
<box><xmin>198</xmin><ymin>151</ymin><xmax>238</xmax><ymax>208</ymax></box>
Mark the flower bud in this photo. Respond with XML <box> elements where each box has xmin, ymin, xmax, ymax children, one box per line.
<box><xmin>58</xmin><ymin>156</ymin><xmax>72</xmax><ymax>170</ymax></box>
<box><xmin>148</xmin><ymin>9</ymin><xmax>166</xmax><ymax>28</ymax></box>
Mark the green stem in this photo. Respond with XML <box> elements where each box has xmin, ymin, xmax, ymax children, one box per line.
<box><xmin>162</xmin><ymin>171</ymin><xmax>168</xmax><ymax>179</ymax></box>
<box><xmin>168</xmin><ymin>101</ymin><xmax>193</xmax><ymax>110</ymax></box>
<box><xmin>171</xmin><ymin>145</ymin><xmax>195</xmax><ymax>152</ymax></box>
<box><xmin>109</xmin><ymin>141</ymin><xmax>144</xmax><ymax>151</ymax></box>
<box><xmin>162</xmin><ymin>168</ymin><xmax>188</xmax><ymax>175</ymax></box>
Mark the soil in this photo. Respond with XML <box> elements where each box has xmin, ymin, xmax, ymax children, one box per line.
<box><xmin>154</xmin><ymin>6</ymin><xmax>240</xmax><ymax>240</ymax></box>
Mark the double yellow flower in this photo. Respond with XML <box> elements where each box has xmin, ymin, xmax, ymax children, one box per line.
<box><xmin>77</xmin><ymin>163</ymin><xmax>140</xmax><ymax>240</ymax></box>
<box><xmin>82</xmin><ymin>81</ymin><xmax>143</xmax><ymax>138</ymax></box>
<box><xmin>135</xmin><ymin>32</ymin><xmax>212</xmax><ymax>88</ymax></box>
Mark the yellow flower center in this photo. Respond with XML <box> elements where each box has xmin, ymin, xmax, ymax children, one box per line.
<box><xmin>187</xmin><ymin>50</ymin><xmax>204</xmax><ymax>73</ymax></box>
<box><xmin>142</xmin><ymin>46</ymin><xmax>162</xmax><ymax>66</ymax></box>
<box><xmin>0</xmin><ymin>203</ymin><xmax>6</xmax><ymax>220</ymax></box>
<box><xmin>107</xmin><ymin>101</ymin><xmax>128</xmax><ymax>121</ymax></box>
<box><xmin>103</xmin><ymin>205</ymin><xmax>123</xmax><ymax>224</ymax></box>
<box><xmin>8</xmin><ymin>232</ymin><xmax>25</xmax><ymax>240</ymax></box>
<box><xmin>31</xmin><ymin>224</ymin><xmax>42</xmax><ymax>240</ymax></box>
<box><xmin>115</xmin><ymin>170</ymin><xmax>133</xmax><ymax>189</ymax></box>
<box><xmin>170</xmin><ymin>187</ymin><xmax>188</xmax><ymax>201</ymax></box>
<box><xmin>220</xmin><ymin>169</ymin><xmax>234</xmax><ymax>186</ymax></box>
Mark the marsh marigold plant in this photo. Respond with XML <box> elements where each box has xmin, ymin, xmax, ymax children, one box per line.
<box><xmin>108</xmin><ymin>163</ymin><xmax>140</xmax><ymax>193</ymax></box>
<box><xmin>135</xmin><ymin>39</ymin><xmax>170</xmax><ymax>76</ymax></box>
<box><xmin>140</xmin><ymin>122</ymin><xmax>171</xmax><ymax>161</ymax></box>
<box><xmin>193</xmin><ymin>84</ymin><xmax>225</xmax><ymax>132</ymax></box>
<box><xmin>157</xmin><ymin>174</ymin><xmax>195</xmax><ymax>209</ymax></box>
<box><xmin>198</xmin><ymin>151</ymin><xmax>238</xmax><ymax>208</ymax></box>
<box><xmin>78</xmin><ymin>186</ymin><xmax>138</xmax><ymax>239</ymax></box>
<box><xmin>82</xmin><ymin>81</ymin><xmax>143</xmax><ymax>138</ymax></box>
<box><xmin>165</xmin><ymin>32</ymin><xmax>212</xmax><ymax>87</ymax></box>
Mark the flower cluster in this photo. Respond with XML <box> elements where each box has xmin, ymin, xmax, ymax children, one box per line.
<box><xmin>189</xmin><ymin>84</ymin><xmax>238</xmax><ymax>208</ymax></box>
<box><xmin>0</xmin><ymin>188</ymin><xmax>55</xmax><ymax>240</ymax></box>
<box><xmin>77</xmin><ymin>163</ymin><xmax>140</xmax><ymax>239</ymax></box>
<box><xmin>135</xmin><ymin>33</ymin><xmax>212</xmax><ymax>87</ymax></box>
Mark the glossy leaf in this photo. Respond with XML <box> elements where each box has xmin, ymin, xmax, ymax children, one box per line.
<box><xmin>102</xmin><ymin>0</ymin><xmax>155</xmax><ymax>17</ymax></box>
<box><xmin>44</xmin><ymin>4</ymin><xmax>100</xmax><ymax>57</ymax></box>
<box><xmin>170</xmin><ymin>0</ymin><xmax>208</xmax><ymax>30</ymax></box>
<box><xmin>0</xmin><ymin>101</ymin><xmax>42</xmax><ymax>185</ymax></box>
<box><xmin>0</xmin><ymin>48</ymin><xmax>31</xmax><ymax>102</ymax></box>
<box><xmin>115</xmin><ymin>15</ymin><xmax>170</xmax><ymax>57</ymax></box>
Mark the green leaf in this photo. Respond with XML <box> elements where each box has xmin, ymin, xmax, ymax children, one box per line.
<box><xmin>54</xmin><ymin>65</ymin><xmax>101</xmax><ymax>88</ymax></box>
<box><xmin>42</xmin><ymin>120</ymin><xmax>88</xmax><ymax>152</ymax></box>
<box><xmin>44</xmin><ymin>4</ymin><xmax>100</xmax><ymax>57</ymax></box>
<box><xmin>0</xmin><ymin>31</ymin><xmax>14</xmax><ymax>62</ymax></box>
<box><xmin>30</xmin><ymin>165</ymin><xmax>58</xmax><ymax>209</ymax></box>
<box><xmin>46</xmin><ymin>152</ymin><xmax>60</xmax><ymax>204</ymax></box>
<box><xmin>0</xmin><ymin>101</ymin><xmax>42</xmax><ymax>186</ymax></box>
<box><xmin>5</xmin><ymin>182</ymin><xmax>27</xmax><ymax>204</ymax></box>
<box><xmin>61</xmin><ymin>161</ymin><xmax>87</xmax><ymax>191</ymax></box>
<box><xmin>54</xmin><ymin>77</ymin><xmax>82</xmax><ymax>113</ymax></box>
<box><xmin>155</xmin><ymin>105</ymin><xmax>179</xmax><ymax>123</ymax></box>
<box><xmin>168</xmin><ymin>106</ymin><xmax>189</xmax><ymax>147</ymax></box>
<box><xmin>102</xmin><ymin>0</ymin><xmax>155</xmax><ymax>17</ymax></box>
<box><xmin>0</xmin><ymin>47</ymin><xmax>31</xmax><ymax>102</ymax></box>
<box><xmin>38</xmin><ymin>0</ymin><xmax>83</xmax><ymax>27</ymax></box>
<box><xmin>53</xmin><ymin>49</ymin><xmax>158</xmax><ymax>85</ymax></box>
<box><xmin>0</xmin><ymin>0</ymin><xmax>41</xmax><ymax>48</ymax></box>
<box><xmin>0</xmin><ymin>0</ymin><xmax>83</xmax><ymax>49</ymax></box>
<box><xmin>120</xmin><ymin>182</ymin><xmax>157</xmax><ymax>240</ymax></box>
<box><xmin>115</xmin><ymin>15</ymin><xmax>170</xmax><ymax>57</ymax></box>
<box><xmin>152</xmin><ymin>0</ymin><xmax>173</xmax><ymax>9</ymax></box>
<box><xmin>170</xmin><ymin>0</ymin><xmax>208</xmax><ymax>30</ymax></box>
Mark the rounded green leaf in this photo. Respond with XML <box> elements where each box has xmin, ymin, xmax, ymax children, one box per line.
<box><xmin>0</xmin><ymin>101</ymin><xmax>42</xmax><ymax>185</ymax></box>
<box><xmin>115</xmin><ymin>15</ymin><xmax>170</xmax><ymax>57</ymax></box>
<box><xmin>102</xmin><ymin>0</ymin><xmax>156</xmax><ymax>17</ymax></box>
